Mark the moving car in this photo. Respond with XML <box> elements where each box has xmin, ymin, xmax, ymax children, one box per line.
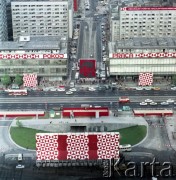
<box><xmin>171</xmin><ymin>87</ymin><xmax>176</xmax><ymax>90</ymax></box>
<box><xmin>16</xmin><ymin>164</ymin><xmax>25</xmax><ymax>169</ymax></box>
<box><xmin>88</xmin><ymin>87</ymin><xmax>96</xmax><ymax>91</ymax></box>
<box><xmin>161</xmin><ymin>102</ymin><xmax>169</xmax><ymax>105</ymax></box>
<box><xmin>140</xmin><ymin>102</ymin><xmax>147</xmax><ymax>106</ymax></box>
<box><xmin>166</xmin><ymin>99</ymin><xmax>174</xmax><ymax>103</ymax></box>
<box><xmin>150</xmin><ymin>102</ymin><xmax>157</xmax><ymax>106</ymax></box>
<box><xmin>145</xmin><ymin>99</ymin><xmax>153</xmax><ymax>103</ymax></box>
<box><xmin>65</xmin><ymin>91</ymin><xmax>73</xmax><ymax>95</ymax></box>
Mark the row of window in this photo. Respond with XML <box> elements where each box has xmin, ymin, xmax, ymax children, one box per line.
<box><xmin>120</xmin><ymin>32</ymin><xmax>175</xmax><ymax>37</ymax></box>
<box><xmin>13</xmin><ymin>12</ymin><xmax>67</xmax><ymax>15</ymax></box>
<box><xmin>13</xmin><ymin>4</ymin><xmax>67</xmax><ymax>7</ymax></box>
<box><xmin>0</xmin><ymin>61</ymin><xmax>67</xmax><ymax>66</ymax></box>
<box><xmin>122</xmin><ymin>13</ymin><xmax>173</xmax><ymax>16</ymax></box>
<box><xmin>0</xmin><ymin>68</ymin><xmax>67</xmax><ymax>74</ymax></box>
<box><xmin>12</xmin><ymin>8</ymin><xmax>67</xmax><ymax>11</ymax></box>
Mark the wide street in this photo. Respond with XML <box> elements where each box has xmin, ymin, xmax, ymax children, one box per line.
<box><xmin>0</xmin><ymin>89</ymin><xmax>176</xmax><ymax>110</ymax></box>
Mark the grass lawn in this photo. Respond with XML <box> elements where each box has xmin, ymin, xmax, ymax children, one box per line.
<box><xmin>10</xmin><ymin>125</ymin><xmax>147</xmax><ymax>150</ymax></box>
<box><xmin>10</xmin><ymin>127</ymin><xmax>49</xmax><ymax>150</ymax></box>
<box><xmin>110</xmin><ymin>125</ymin><xmax>147</xmax><ymax>145</ymax></box>
<box><xmin>16</xmin><ymin>117</ymin><xmax>34</xmax><ymax>120</ymax></box>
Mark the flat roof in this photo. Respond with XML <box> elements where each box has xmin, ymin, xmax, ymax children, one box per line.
<box><xmin>0</xmin><ymin>36</ymin><xmax>67</xmax><ymax>53</ymax></box>
<box><xmin>109</xmin><ymin>37</ymin><xmax>176</xmax><ymax>52</ymax></box>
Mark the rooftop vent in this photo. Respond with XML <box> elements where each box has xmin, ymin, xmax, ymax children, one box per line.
<box><xmin>158</xmin><ymin>41</ymin><xmax>167</xmax><ymax>46</ymax></box>
<box><xmin>141</xmin><ymin>40</ymin><xmax>150</xmax><ymax>45</ymax></box>
<box><xmin>19</xmin><ymin>36</ymin><xmax>30</xmax><ymax>42</ymax></box>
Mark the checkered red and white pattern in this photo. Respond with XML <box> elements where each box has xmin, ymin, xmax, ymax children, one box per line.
<box><xmin>67</xmin><ymin>134</ymin><xmax>89</xmax><ymax>160</ymax></box>
<box><xmin>138</xmin><ymin>73</ymin><xmax>153</xmax><ymax>86</ymax></box>
<box><xmin>36</xmin><ymin>132</ymin><xmax>120</xmax><ymax>161</ymax></box>
<box><xmin>97</xmin><ymin>133</ymin><xmax>119</xmax><ymax>159</ymax></box>
<box><xmin>23</xmin><ymin>73</ymin><xmax>38</xmax><ymax>87</ymax></box>
<box><xmin>36</xmin><ymin>134</ymin><xmax>59</xmax><ymax>160</ymax></box>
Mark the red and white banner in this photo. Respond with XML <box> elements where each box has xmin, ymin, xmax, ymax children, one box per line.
<box><xmin>112</xmin><ymin>53</ymin><xmax>176</xmax><ymax>59</ymax></box>
<box><xmin>23</xmin><ymin>73</ymin><xmax>38</xmax><ymax>87</ymax></box>
<box><xmin>0</xmin><ymin>54</ymin><xmax>65</xmax><ymax>59</ymax></box>
<box><xmin>36</xmin><ymin>132</ymin><xmax>120</xmax><ymax>161</ymax></box>
<box><xmin>121</xmin><ymin>7</ymin><xmax>176</xmax><ymax>11</ymax></box>
<box><xmin>138</xmin><ymin>73</ymin><xmax>153</xmax><ymax>86</ymax></box>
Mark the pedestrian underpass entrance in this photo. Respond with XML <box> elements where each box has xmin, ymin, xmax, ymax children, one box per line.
<box><xmin>70</xmin><ymin>126</ymin><xmax>86</xmax><ymax>132</ymax></box>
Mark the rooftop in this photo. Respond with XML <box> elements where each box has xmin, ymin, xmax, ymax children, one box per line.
<box><xmin>0</xmin><ymin>36</ymin><xmax>67</xmax><ymax>53</ymax></box>
<box><xmin>109</xmin><ymin>37</ymin><xmax>176</xmax><ymax>51</ymax></box>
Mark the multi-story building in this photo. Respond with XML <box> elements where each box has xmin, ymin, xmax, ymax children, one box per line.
<box><xmin>0</xmin><ymin>0</ymin><xmax>8</xmax><ymax>41</ymax></box>
<box><xmin>108</xmin><ymin>37</ymin><xmax>176</xmax><ymax>78</ymax></box>
<box><xmin>0</xmin><ymin>36</ymin><xmax>68</xmax><ymax>80</ymax></box>
<box><xmin>11</xmin><ymin>0</ymin><xmax>73</xmax><ymax>40</ymax></box>
<box><xmin>110</xmin><ymin>6</ymin><xmax>176</xmax><ymax>41</ymax></box>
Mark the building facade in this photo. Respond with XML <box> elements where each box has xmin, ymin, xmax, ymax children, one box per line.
<box><xmin>110</xmin><ymin>6</ymin><xmax>176</xmax><ymax>41</ymax></box>
<box><xmin>108</xmin><ymin>37</ymin><xmax>176</xmax><ymax>78</ymax></box>
<box><xmin>11</xmin><ymin>0</ymin><xmax>73</xmax><ymax>40</ymax></box>
<box><xmin>0</xmin><ymin>0</ymin><xmax>8</xmax><ymax>41</ymax></box>
<box><xmin>0</xmin><ymin>36</ymin><xmax>68</xmax><ymax>80</ymax></box>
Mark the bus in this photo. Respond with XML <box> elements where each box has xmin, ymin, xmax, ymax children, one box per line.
<box><xmin>119</xmin><ymin>144</ymin><xmax>132</xmax><ymax>152</ymax></box>
<box><xmin>7</xmin><ymin>89</ymin><xmax>28</xmax><ymax>96</ymax></box>
<box><xmin>119</xmin><ymin>96</ymin><xmax>130</xmax><ymax>103</ymax></box>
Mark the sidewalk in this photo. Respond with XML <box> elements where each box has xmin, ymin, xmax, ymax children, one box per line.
<box><xmin>165</xmin><ymin>116</ymin><xmax>176</xmax><ymax>151</ymax></box>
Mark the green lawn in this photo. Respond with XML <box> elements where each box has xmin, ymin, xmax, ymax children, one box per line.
<box><xmin>10</xmin><ymin>125</ymin><xmax>147</xmax><ymax>150</ymax></box>
<box><xmin>10</xmin><ymin>127</ymin><xmax>49</xmax><ymax>150</ymax></box>
<box><xmin>16</xmin><ymin>117</ymin><xmax>34</xmax><ymax>120</ymax></box>
<box><xmin>110</xmin><ymin>125</ymin><xmax>147</xmax><ymax>145</ymax></box>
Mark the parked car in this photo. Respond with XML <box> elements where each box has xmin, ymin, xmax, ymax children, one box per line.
<box><xmin>66</xmin><ymin>91</ymin><xmax>73</xmax><ymax>95</ymax></box>
<box><xmin>153</xmin><ymin>87</ymin><xmax>160</xmax><ymax>90</ymax></box>
<box><xmin>136</xmin><ymin>87</ymin><xmax>143</xmax><ymax>90</ymax></box>
<box><xmin>69</xmin><ymin>88</ymin><xmax>77</xmax><ymax>92</ymax></box>
<box><xmin>171</xmin><ymin>87</ymin><xmax>176</xmax><ymax>90</ymax></box>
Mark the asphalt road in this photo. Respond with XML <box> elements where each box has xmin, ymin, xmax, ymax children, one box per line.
<box><xmin>1</xmin><ymin>89</ymin><xmax>176</xmax><ymax>97</ymax></box>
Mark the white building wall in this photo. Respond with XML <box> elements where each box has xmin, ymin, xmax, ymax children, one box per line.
<box><xmin>111</xmin><ymin>7</ymin><xmax>176</xmax><ymax>40</ymax></box>
<box><xmin>109</xmin><ymin>58</ymin><xmax>176</xmax><ymax>75</ymax></box>
<box><xmin>11</xmin><ymin>1</ymin><xmax>69</xmax><ymax>40</ymax></box>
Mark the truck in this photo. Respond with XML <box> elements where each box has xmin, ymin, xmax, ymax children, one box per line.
<box><xmin>122</xmin><ymin>106</ymin><xmax>131</xmax><ymax>111</ymax></box>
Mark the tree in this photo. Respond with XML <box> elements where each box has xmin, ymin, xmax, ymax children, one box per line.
<box><xmin>1</xmin><ymin>74</ymin><xmax>11</xmax><ymax>87</ymax></box>
<box><xmin>14</xmin><ymin>74</ymin><xmax>23</xmax><ymax>86</ymax></box>
<box><xmin>16</xmin><ymin>120</ymin><xmax>23</xmax><ymax>128</ymax></box>
<box><xmin>172</xmin><ymin>75</ymin><xmax>176</xmax><ymax>85</ymax></box>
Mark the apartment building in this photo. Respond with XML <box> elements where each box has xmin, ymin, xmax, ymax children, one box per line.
<box><xmin>11</xmin><ymin>0</ymin><xmax>73</xmax><ymax>40</ymax></box>
<box><xmin>0</xmin><ymin>36</ymin><xmax>68</xmax><ymax>80</ymax></box>
<box><xmin>0</xmin><ymin>0</ymin><xmax>8</xmax><ymax>41</ymax></box>
<box><xmin>110</xmin><ymin>6</ymin><xmax>176</xmax><ymax>41</ymax></box>
<box><xmin>108</xmin><ymin>37</ymin><xmax>176</xmax><ymax>78</ymax></box>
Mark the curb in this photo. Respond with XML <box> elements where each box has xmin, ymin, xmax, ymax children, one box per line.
<box><xmin>132</xmin><ymin>121</ymin><xmax>149</xmax><ymax>147</ymax></box>
<box><xmin>8</xmin><ymin>118</ymin><xmax>35</xmax><ymax>152</ymax></box>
